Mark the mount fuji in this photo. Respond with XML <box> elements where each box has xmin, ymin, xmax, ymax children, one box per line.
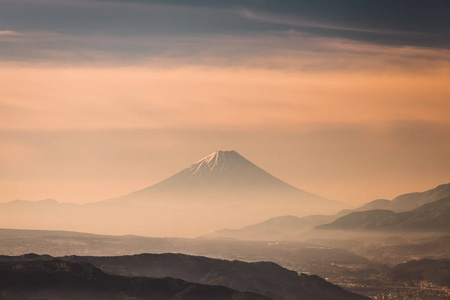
<box><xmin>0</xmin><ymin>150</ymin><xmax>347</xmax><ymax>237</ymax></box>
<box><xmin>109</xmin><ymin>150</ymin><xmax>345</xmax><ymax>216</ymax></box>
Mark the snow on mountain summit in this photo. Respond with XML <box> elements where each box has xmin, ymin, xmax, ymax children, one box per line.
<box><xmin>185</xmin><ymin>150</ymin><xmax>262</xmax><ymax>178</ymax></box>
<box><xmin>189</xmin><ymin>150</ymin><xmax>239</xmax><ymax>175</ymax></box>
<box><xmin>123</xmin><ymin>150</ymin><xmax>297</xmax><ymax>193</ymax></box>
<box><xmin>170</xmin><ymin>150</ymin><xmax>289</xmax><ymax>187</ymax></box>
<box><xmin>108</xmin><ymin>150</ymin><xmax>347</xmax><ymax>219</ymax></box>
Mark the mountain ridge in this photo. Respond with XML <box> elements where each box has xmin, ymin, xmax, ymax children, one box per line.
<box><xmin>0</xmin><ymin>150</ymin><xmax>347</xmax><ymax>236</ymax></box>
<box><xmin>0</xmin><ymin>253</ymin><xmax>368</xmax><ymax>300</ymax></box>
<box><xmin>205</xmin><ymin>210</ymin><xmax>352</xmax><ymax>241</ymax></box>
<box><xmin>316</xmin><ymin>195</ymin><xmax>450</xmax><ymax>232</ymax></box>
<box><xmin>0</xmin><ymin>258</ymin><xmax>269</xmax><ymax>300</ymax></box>
<box><xmin>355</xmin><ymin>183</ymin><xmax>450</xmax><ymax>212</ymax></box>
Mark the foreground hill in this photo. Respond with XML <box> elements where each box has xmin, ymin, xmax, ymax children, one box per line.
<box><xmin>356</xmin><ymin>183</ymin><xmax>450</xmax><ymax>212</ymax></box>
<box><xmin>0</xmin><ymin>228</ymin><xmax>371</xmax><ymax>279</ymax></box>
<box><xmin>388</xmin><ymin>258</ymin><xmax>450</xmax><ymax>288</ymax></box>
<box><xmin>317</xmin><ymin>196</ymin><xmax>450</xmax><ymax>232</ymax></box>
<box><xmin>0</xmin><ymin>253</ymin><xmax>368</xmax><ymax>300</ymax></box>
<box><xmin>0</xmin><ymin>258</ymin><xmax>268</xmax><ymax>300</ymax></box>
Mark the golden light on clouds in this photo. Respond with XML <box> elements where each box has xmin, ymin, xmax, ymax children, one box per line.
<box><xmin>1</xmin><ymin>39</ymin><xmax>449</xmax><ymax>205</ymax></box>
<box><xmin>2</xmin><ymin>60</ymin><xmax>449</xmax><ymax>131</ymax></box>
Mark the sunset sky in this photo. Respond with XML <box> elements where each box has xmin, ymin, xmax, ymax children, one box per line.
<box><xmin>1</xmin><ymin>0</ymin><xmax>449</xmax><ymax>205</ymax></box>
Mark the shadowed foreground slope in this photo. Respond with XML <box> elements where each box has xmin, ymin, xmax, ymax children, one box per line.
<box><xmin>0</xmin><ymin>258</ymin><xmax>269</xmax><ymax>300</ymax></box>
<box><xmin>388</xmin><ymin>258</ymin><xmax>450</xmax><ymax>288</ymax></box>
<box><xmin>0</xmin><ymin>253</ymin><xmax>368</xmax><ymax>300</ymax></box>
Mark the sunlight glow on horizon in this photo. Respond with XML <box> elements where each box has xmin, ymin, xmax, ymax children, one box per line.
<box><xmin>0</xmin><ymin>0</ymin><xmax>449</xmax><ymax>208</ymax></box>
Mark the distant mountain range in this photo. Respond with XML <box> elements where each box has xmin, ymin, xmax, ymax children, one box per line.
<box><xmin>0</xmin><ymin>150</ymin><xmax>345</xmax><ymax>237</ymax></box>
<box><xmin>0</xmin><ymin>150</ymin><xmax>447</xmax><ymax>237</ymax></box>
<box><xmin>205</xmin><ymin>210</ymin><xmax>352</xmax><ymax>241</ymax></box>
<box><xmin>355</xmin><ymin>183</ymin><xmax>450</xmax><ymax>212</ymax></box>
<box><xmin>0</xmin><ymin>253</ymin><xmax>368</xmax><ymax>300</ymax></box>
<box><xmin>317</xmin><ymin>196</ymin><xmax>450</xmax><ymax>232</ymax></box>
<box><xmin>207</xmin><ymin>183</ymin><xmax>450</xmax><ymax>241</ymax></box>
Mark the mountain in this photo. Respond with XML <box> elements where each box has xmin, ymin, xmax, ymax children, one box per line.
<box><xmin>0</xmin><ymin>253</ymin><xmax>368</xmax><ymax>300</ymax></box>
<box><xmin>388</xmin><ymin>258</ymin><xmax>450</xmax><ymax>288</ymax></box>
<box><xmin>206</xmin><ymin>210</ymin><xmax>352</xmax><ymax>241</ymax></box>
<box><xmin>209</xmin><ymin>182</ymin><xmax>450</xmax><ymax>241</ymax></box>
<box><xmin>133</xmin><ymin>150</ymin><xmax>298</xmax><ymax>191</ymax></box>
<box><xmin>0</xmin><ymin>150</ymin><xmax>345</xmax><ymax>237</ymax></box>
<box><xmin>355</xmin><ymin>183</ymin><xmax>450</xmax><ymax>212</ymax></box>
<box><xmin>0</xmin><ymin>258</ymin><xmax>268</xmax><ymax>300</ymax></box>
<box><xmin>355</xmin><ymin>199</ymin><xmax>391</xmax><ymax>211</ymax></box>
<box><xmin>111</xmin><ymin>150</ymin><xmax>344</xmax><ymax>213</ymax></box>
<box><xmin>390</xmin><ymin>183</ymin><xmax>450</xmax><ymax>211</ymax></box>
<box><xmin>0</xmin><ymin>228</ymin><xmax>371</xmax><ymax>285</ymax></box>
<box><xmin>316</xmin><ymin>196</ymin><xmax>450</xmax><ymax>232</ymax></box>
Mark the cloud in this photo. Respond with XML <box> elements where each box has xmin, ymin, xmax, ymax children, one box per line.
<box><xmin>1</xmin><ymin>27</ymin><xmax>449</xmax><ymax>73</ymax></box>
<box><xmin>0</xmin><ymin>0</ymin><xmax>449</xmax><ymax>206</ymax></box>
<box><xmin>238</xmin><ymin>9</ymin><xmax>392</xmax><ymax>34</ymax></box>
<box><xmin>0</xmin><ymin>58</ymin><xmax>449</xmax><ymax>131</ymax></box>
<box><xmin>0</xmin><ymin>30</ymin><xmax>19</xmax><ymax>36</ymax></box>
<box><xmin>0</xmin><ymin>0</ymin><xmax>448</xmax><ymax>62</ymax></box>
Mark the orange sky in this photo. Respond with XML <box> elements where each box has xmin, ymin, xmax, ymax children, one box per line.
<box><xmin>1</xmin><ymin>39</ymin><xmax>449</xmax><ymax>206</ymax></box>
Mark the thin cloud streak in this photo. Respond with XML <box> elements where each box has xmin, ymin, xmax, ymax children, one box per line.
<box><xmin>1</xmin><ymin>0</ymin><xmax>448</xmax><ymax>54</ymax></box>
<box><xmin>1</xmin><ymin>30</ymin><xmax>449</xmax><ymax>73</ymax></box>
<box><xmin>238</xmin><ymin>9</ymin><xmax>398</xmax><ymax>35</ymax></box>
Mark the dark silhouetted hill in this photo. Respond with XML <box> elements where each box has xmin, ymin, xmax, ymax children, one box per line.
<box><xmin>0</xmin><ymin>253</ymin><xmax>368</xmax><ymax>300</ymax></box>
<box><xmin>389</xmin><ymin>258</ymin><xmax>450</xmax><ymax>288</ymax></box>
<box><xmin>0</xmin><ymin>258</ymin><xmax>269</xmax><ymax>300</ymax></box>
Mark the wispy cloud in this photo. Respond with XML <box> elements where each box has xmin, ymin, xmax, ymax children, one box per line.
<box><xmin>238</xmin><ymin>9</ymin><xmax>392</xmax><ymax>34</ymax></box>
<box><xmin>0</xmin><ymin>0</ymin><xmax>449</xmax><ymax>206</ymax></box>
<box><xmin>0</xmin><ymin>30</ymin><xmax>19</xmax><ymax>36</ymax></box>
<box><xmin>1</xmin><ymin>27</ymin><xmax>449</xmax><ymax>73</ymax></box>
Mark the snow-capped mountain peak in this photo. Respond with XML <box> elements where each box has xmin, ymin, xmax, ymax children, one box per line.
<box><xmin>188</xmin><ymin>150</ymin><xmax>246</xmax><ymax>177</ymax></box>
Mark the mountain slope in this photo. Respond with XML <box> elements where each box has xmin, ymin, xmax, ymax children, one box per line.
<box><xmin>116</xmin><ymin>151</ymin><xmax>338</xmax><ymax>202</ymax></box>
<box><xmin>206</xmin><ymin>210</ymin><xmax>352</xmax><ymax>241</ymax></box>
<box><xmin>110</xmin><ymin>150</ymin><xmax>345</xmax><ymax>217</ymax></box>
<box><xmin>355</xmin><ymin>183</ymin><xmax>450</xmax><ymax>212</ymax></box>
<box><xmin>0</xmin><ymin>258</ymin><xmax>268</xmax><ymax>300</ymax></box>
<box><xmin>141</xmin><ymin>150</ymin><xmax>295</xmax><ymax>190</ymax></box>
<box><xmin>317</xmin><ymin>196</ymin><xmax>450</xmax><ymax>232</ymax></box>
<box><xmin>216</xmin><ymin>183</ymin><xmax>450</xmax><ymax>241</ymax></box>
<box><xmin>0</xmin><ymin>151</ymin><xmax>345</xmax><ymax>237</ymax></box>
<box><xmin>0</xmin><ymin>253</ymin><xmax>368</xmax><ymax>300</ymax></box>
<box><xmin>355</xmin><ymin>199</ymin><xmax>391</xmax><ymax>211</ymax></box>
<box><xmin>390</xmin><ymin>183</ymin><xmax>450</xmax><ymax>212</ymax></box>
<box><xmin>388</xmin><ymin>258</ymin><xmax>450</xmax><ymax>288</ymax></box>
